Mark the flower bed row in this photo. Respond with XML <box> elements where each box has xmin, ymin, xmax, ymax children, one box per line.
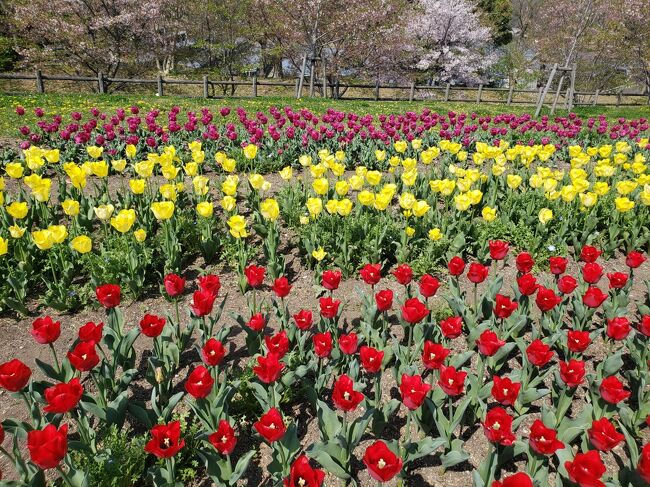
<box><xmin>0</xmin><ymin>243</ymin><xmax>649</xmax><ymax>486</ymax></box>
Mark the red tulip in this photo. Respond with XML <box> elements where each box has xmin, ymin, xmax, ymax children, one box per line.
<box><xmin>246</xmin><ymin>313</ymin><xmax>266</xmax><ymax>332</ymax></box>
<box><xmin>489</xmin><ymin>240</ymin><xmax>509</xmax><ymax>260</ymax></box>
<box><xmin>293</xmin><ymin>309</ymin><xmax>313</xmax><ymax>331</ymax></box>
<box><xmin>580</xmin><ymin>245</ymin><xmax>601</xmax><ymax>263</ymax></box>
<box><xmin>549</xmin><ymin>256</ymin><xmax>568</xmax><ymax>275</ymax></box>
<box><xmin>332</xmin><ymin>374</ymin><xmax>364</xmax><ymax>412</ymax></box>
<box><xmin>639</xmin><ymin>315</ymin><xmax>650</xmax><ymax>337</ymax></box>
<box><xmin>392</xmin><ymin>263</ymin><xmax>413</xmax><ymax>285</ymax></box>
<box><xmin>491</xmin><ymin>375</ymin><xmax>520</xmax><ymax>406</ymax></box>
<box><xmin>447</xmin><ymin>256</ymin><xmax>466</xmax><ymax>276</ymax></box>
<box><xmin>422</xmin><ymin>341</ymin><xmax>450</xmax><ymax>370</ymax></box>
<box><xmin>253</xmin><ymin>353</ymin><xmax>284</xmax><ymax>384</ymax></box>
<box><xmin>198</xmin><ymin>274</ymin><xmax>221</xmax><ymax>296</ymax></box>
<box><xmin>319</xmin><ymin>296</ymin><xmax>340</xmax><ymax>319</ymax></box>
<box><xmin>476</xmin><ymin>330</ymin><xmax>505</xmax><ymax>356</ymax></box>
<box><xmin>43</xmin><ymin>378</ymin><xmax>83</xmax><ymax>413</ymax></box>
<box><xmin>313</xmin><ymin>332</ymin><xmax>333</xmax><ymax>358</ymax></box>
<box><xmin>27</xmin><ymin>424</ymin><xmax>68</xmax><ymax>469</ymax></box>
<box><xmin>360</xmin><ymin>346</ymin><xmax>384</xmax><ymax>374</ymax></box>
<box><xmin>139</xmin><ymin>314</ymin><xmax>166</xmax><ymax>337</ymax></box>
<box><xmin>245</xmin><ymin>265</ymin><xmax>265</xmax><ymax>288</ymax></box>
<box><xmin>583</xmin><ymin>287</ymin><xmax>607</xmax><ymax>308</ymax></box>
<box><xmin>67</xmin><ymin>342</ymin><xmax>99</xmax><ymax>372</ymax></box>
<box><xmin>588</xmin><ymin>418</ymin><xmax>625</xmax><ymax>451</ymax></box>
<box><xmin>31</xmin><ymin>316</ymin><xmax>61</xmax><ymax>344</ymax></box>
<box><xmin>338</xmin><ymin>332</ymin><xmax>358</xmax><ymax>355</ymax></box>
<box><xmin>208</xmin><ymin>420</ymin><xmax>237</xmax><ymax>455</ymax></box>
<box><xmin>0</xmin><ymin>360</ymin><xmax>32</xmax><ymax>392</ymax></box>
<box><xmin>78</xmin><ymin>321</ymin><xmax>103</xmax><ymax>343</ymax></box>
<box><xmin>375</xmin><ymin>289</ymin><xmax>393</xmax><ymax>312</ymax></box>
<box><xmin>363</xmin><ymin>440</ymin><xmax>402</xmax><ymax>482</ymax></box>
<box><xmin>95</xmin><ymin>284</ymin><xmax>121</xmax><ymax>308</ymax></box>
<box><xmin>399</xmin><ymin>374</ymin><xmax>431</xmax><ymax>410</ymax></box>
<box><xmin>438</xmin><ymin>365</ymin><xmax>467</xmax><ymax>396</ymax></box>
<box><xmin>439</xmin><ymin>316</ymin><xmax>463</xmax><ymax>338</ymax></box>
<box><xmin>626</xmin><ymin>250</ymin><xmax>646</xmax><ymax>269</ymax></box>
<box><xmin>606</xmin><ymin>272</ymin><xmax>628</xmax><ymax>289</ymax></box>
<box><xmin>526</xmin><ymin>339</ymin><xmax>554</xmax><ymax>367</ymax></box>
<box><xmin>185</xmin><ymin>365</ymin><xmax>214</xmax><ymax>398</ymax></box>
<box><xmin>582</xmin><ymin>263</ymin><xmax>603</xmax><ymax>284</ymax></box>
<box><xmin>360</xmin><ymin>263</ymin><xmax>382</xmax><ymax>286</ymax></box>
<box><xmin>418</xmin><ymin>274</ymin><xmax>440</xmax><ymax>298</ymax></box>
<box><xmin>191</xmin><ymin>289</ymin><xmax>215</xmax><ymax>317</ymax></box>
<box><xmin>401</xmin><ymin>297</ymin><xmax>429</xmax><ymax>324</ymax></box>
<box><xmin>144</xmin><ymin>421</ymin><xmax>185</xmax><ymax>458</ymax></box>
<box><xmin>201</xmin><ymin>338</ymin><xmax>226</xmax><ymax>366</ymax></box>
<box><xmin>535</xmin><ymin>286</ymin><xmax>562</xmax><ymax>312</ymax></box>
<box><xmin>565</xmin><ymin>450</ymin><xmax>606</xmax><ymax>487</ymax></box>
<box><xmin>254</xmin><ymin>408</ymin><xmax>286</xmax><ymax>443</ymax></box>
<box><xmin>321</xmin><ymin>269</ymin><xmax>342</xmax><ymax>291</ymax></box>
<box><xmin>492</xmin><ymin>472</ymin><xmax>533</xmax><ymax>487</ymax></box>
<box><xmin>567</xmin><ymin>330</ymin><xmax>591</xmax><ymax>353</ymax></box>
<box><xmin>559</xmin><ymin>359</ymin><xmax>586</xmax><ymax>387</ymax></box>
<box><xmin>606</xmin><ymin>316</ymin><xmax>631</xmax><ymax>340</ymax></box>
<box><xmin>528</xmin><ymin>420</ymin><xmax>564</xmax><ymax>455</ymax></box>
<box><xmin>515</xmin><ymin>252</ymin><xmax>534</xmax><ymax>273</ymax></box>
<box><xmin>517</xmin><ymin>273</ymin><xmax>538</xmax><ymax>296</ymax></box>
<box><xmin>272</xmin><ymin>276</ymin><xmax>292</xmax><ymax>298</ymax></box>
<box><xmin>493</xmin><ymin>294</ymin><xmax>518</xmax><ymax>319</ymax></box>
<box><xmin>467</xmin><ymin>262</ymin><xmax>489</xmax><ymax>283</ymax></box>
<box><xmin>599</xmin><ymin>376</ymin><xmax>631</xmax><ymax>404</ymax></box>
<box><xmin>163</xmin><ymin>273</ymin><xmax>185</xmax><ymax>297</ymax></box>
<box><xmin>265</xmin><ymin>331</ymin><xmax>290</xmax><ymax>358</ymax></box>
<box><xmin>638</xmin><ymin>443</ymin><xmax>650</xmax><ymax>483</ymax></box>
<box><xmin>284</xmin><ymin>454</ymin><xmax>325</xmax><ymax>487</ymax></box>
<box><xmin>482</xmin><ymin>407</ymin><xmax>515</xmax><ymax>446</ymax></box>
<box><xmin>557</xmin><ymin>275</ymin><xmax>578</xmax><ymax>294</ymax></box>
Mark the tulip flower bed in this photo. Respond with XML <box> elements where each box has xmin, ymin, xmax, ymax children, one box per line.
<box><xmin>0</xmin><ymin>105</ymin><xmax>649</xmax><ymax>313</ymax></box>
<box><xmin>0</xmin><ymin>244</ymin><xmax>649</xmax><ymax>487</ymax></box>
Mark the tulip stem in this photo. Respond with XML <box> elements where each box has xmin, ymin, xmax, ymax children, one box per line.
<box><xmin>49</xmin><ymin>343</ymin><xmax>61</xmax><ymax>376</ymax></box>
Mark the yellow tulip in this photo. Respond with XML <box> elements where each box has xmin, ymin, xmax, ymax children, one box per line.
<box><xmin>94</xmin><ymin>204</ymin><xmax>115</xmax><ymax>221</ymax></box>
<box><xmin>374</xmin><ymin>192</ymin><xmax>392</xmax><ymax>211</ymax></box>
<box><xmin>375</xmin><ymin>150</ymin><xmax>386</xmax><ymax>162</ymax></box>
<box><xmin>48</xmin><ymin>225</ymin><xmax>68</xmax><ymax>244</ymax></box>
<box><xmin>222</xmin><ymin>176</ymin><xmax>239</xmax><ymax>196</ymax></box>
<box><xmin>184</xmin><ymin>162</ymin><xmax>198</xmax><ymax>177</ymax></box>
<box><xmin>538</xmin><ymin>208</ymin><xmax>553</xmax><ymax>224</ymax></box>
<box><xmin>357</xmin><ymin>191</ymin><xmax>375</xmax><ymax>206</ymax></box>
<box><xmin>5</xmin><ymin>162</ymin><xmax>24</xmax><ymax>179</ymax></box>
<box><xmin>614</xmin><ymin>197</ymin><xmax>634</xmax><ymax>212</ymax></box>
<box><xmin>482</xmin><ymin>206</ymin><xmax>497</xmax><ymax>222</ymax></box>
<box><xmin>428</xmin><ymin>228</ymin><xmax>442</xmax><ymax>241</ymax></box>
<box><xmin>336</xmin><ymin>199</ymin><xmax>353</xmax><ymax>217</ymax></box>
<box><xmin>312</xmin><ymin>247</ymin><xmax>327</xmax><ymax>262</ymax></box>
<box><xmin>111</xmin><ymin>159</ymin><xmax>127</xmax><ymax>172</ymax></box>
<box><xmin>134</xmin><ymin>229</ymin><xmax>147</xmax><ymax>242</ymax></box>
<box><xmin>6</xmin><ymin>201</ymin><xmax>28</xmax><ymax>219</ymax></box>
<box><xmin>306</xmin><ymin>198</ymin><xmax>323</xmax><ymax>218</ymax></box>
<box><xmin>299</xmin><ymin>155</ymin><xmax>312</xmax><ymax>167</ymax></box>
<box><xmin>70</xmin><ymin>235</ymin><xmax>92</xmax><ymax>254</ymax></box>
<box><xmin>0</xmin><ymin>236</ymin><xmax>8</xmax><ymax>255</ymax></box>
<box><xmin>125</xmin><ymin>144</ymin><xmax>137</xmax><ymax>159</ymax></box>
<box><xmin>401</xmin><ymin>169</ymin><xmax>417</xmax><ymax>187</ymax></box>
<box><xmin>399</xmin><ymin>193</ymin><xmax>416</xmax><ymax>210</ymax></box>
<box><xmin>193</xmin><ymin>176</ymin><xmax>210</xmax><ymax>196</ymax></box>
<box><xmin>227</xmin><ymin>215</ymin><xmax>248</xmax><ymax>238</ymax></box>
<box><xmin>87</xmin><ymin>146</ymin><xmax>103</xmax><ymax>159</ymax></box>
<box><xmin>221</xmin><ymin>196</ymin><xmax>237</xmax><ymax>212</ymax></box>
<box><xmin>110</xmin><ymin>209</ymin><xmax>136</xmax><ymax>233</ymax></box>
<box><xmin>162</xmin><ymin>165</ymin><xmax>180</xmax><ymax>180</ymax></box>
<box><xmin>61</xmin><ymin>199</ymin><xmax>80</xmax><ymax>217</ymax></box>
<box><xmin>411</xmin><ymin>139</ymin><xmax>422</xmax><ymax>150</ymax></box>
<box><xmin>279</xmin><ymin>167</ymin><xmax>293</xmax><ymax>181</ymax></box>
<box><xmin>412</xmin><ymin>200</ymin><xmax>430</xmax><ymax>217</ymax></box>
<box><xmin>9</xmin><ymin>225</ymin><xmax>26</xmax><ymax>239</ymax></box>
<box><xmin>312</xmin><ymin>178</ymin><xmax>329</xmax><ymax>195</ymax></box>
<box><xmin>394</xmin><ymin>140</ymin><xmax>408</xmax><ymax>154</ymax></box>
<box><xmin>506</xmin><ymin>174</ymin><xmax>522</xmax><ymax>189</ymax></box>
<box><xmin>405</xmin><ymin>226</ymin><xmax>415</xmax><ymax>237</ymax></box>
<box><xmin>151</xmin><ymin>201</ymin><xmax>175</xmax><ymax>220</ymax></box>
<box><xmin>335</xmin><ymin>180</ymin><xmax>350</xmax><ymax>196</ymax></box>
<box><xmin>366</xmin><ymin>171</ymin><xmax>382</xmax><ymax>186</ymax></box>
<box><xmin>579</xmin><ymin>192</ymin><xmax>598</xmax><ymax>208</ymax></box>
<box><xmin>325</xmin><ymin>199</ymin><xmax>338</xmax><ymax>215</ymax></box>
<box><xmin>243</xmin><ymin>144</ymin><xmax>258</xmax><ymax>160</ymax></box>
<box><xmin>454</xmin><ymin>193</ymin><xmax>472</xmax><ymax>211</ymax></box>
<box><xmin>348</xmin><ymin>175</ymin><xmax>364</xmax><ymax>191</ymax></box>
<box><xmin>32</xmin><ymin>229</ymin><xmax>54</xmax><ymax>250</ymax></box>
<box><xmin>159</xmin><ymin>184</ymin><xmax>177</xmax><ymax>201</ymax></box>
<box><xmin>249</xmin><ymin>173</ymin><xmax>266</xmax><ymax>191</ymax></box>
<box><xmin>130</xmin><ymin>179</ymin><xmax>146</xmax><ymax>194</ymax></box>
<box><xmin>260</xmin><ymin>198</ymin><xmax>280</xmax><ymax>221</ymax></box>
<box><xmin>196</xmin><ymin>201</ymin><xmax>214</xmax><ymax>218</ymax></box>
<box><xmin>134</xmin><ymin>161</ymin><xmax>154</xmax><ymax>178</ymax></box>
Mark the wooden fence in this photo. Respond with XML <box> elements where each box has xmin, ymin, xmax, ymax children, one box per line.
<box><xmin>1</xmin><ymin>70</ymin><xmax>649</xmax><ymax>111</ymax></box>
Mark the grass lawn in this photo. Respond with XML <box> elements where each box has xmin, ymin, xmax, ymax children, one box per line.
<box><xmin>1</xmin><ymin>92</ymin><xmax>649</xmax><ymax>140</ymax></box>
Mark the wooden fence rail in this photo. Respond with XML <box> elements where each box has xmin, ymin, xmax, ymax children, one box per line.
<box><xmin>1</xmin><ymin>71</ymin><xmax>649</xmax><ymax>111</ymax></box>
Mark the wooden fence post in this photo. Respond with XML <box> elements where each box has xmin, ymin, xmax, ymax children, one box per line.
<box><xmin>157</xmin><ymin>75</ymin><xmax>164</xmax><ymax>96</ymax></box>
<box><xmin>35</xmin><ymin>70</ymin><xmax>44</xmax><ymax>93</ymax></box>
<box><xmin>507</xmin><ymin>85</ymin><xmax>514</xmax><ymax>105</ymax></box>
<box><xmin>98</xmin><ymin>72</ymin><xmax>105</xmax><ymax>94</ymax></box>
<box><xmin>335</xmin><ymin>79</ymin><xmax>340</xmax><ymax>100</ymax></box>
<box><xmin>252</xmin><ymin>76</ymin><xmax>258</xmax><ymax>97</ymax></box>
<box><xmin>203</xmin><ymin>75</ymin><xmax>209</xmax><ymax>98</ymax></box>
<box><xmin>409</xmin><ymin>82</ymin><xmax>415</xmax><ymax>102</ymax></box>
<box><xmin>476</xmin><ymin>84</ymin><xmax>483</xmax><ymax>103</ymax></box>
<box><xmin>444</xmin><ymin>83</ymin><xmax>451</xmax><ymax>101</ymax></box>
<box><xmin>374</xmin><ymin>80</ymin><xmax>380</xmax><ymax>101</ymax></box>
<box><xmin>592</xmin><ymin>89</ymin><xmax>599</xmax><ymax>106</ymax></box>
